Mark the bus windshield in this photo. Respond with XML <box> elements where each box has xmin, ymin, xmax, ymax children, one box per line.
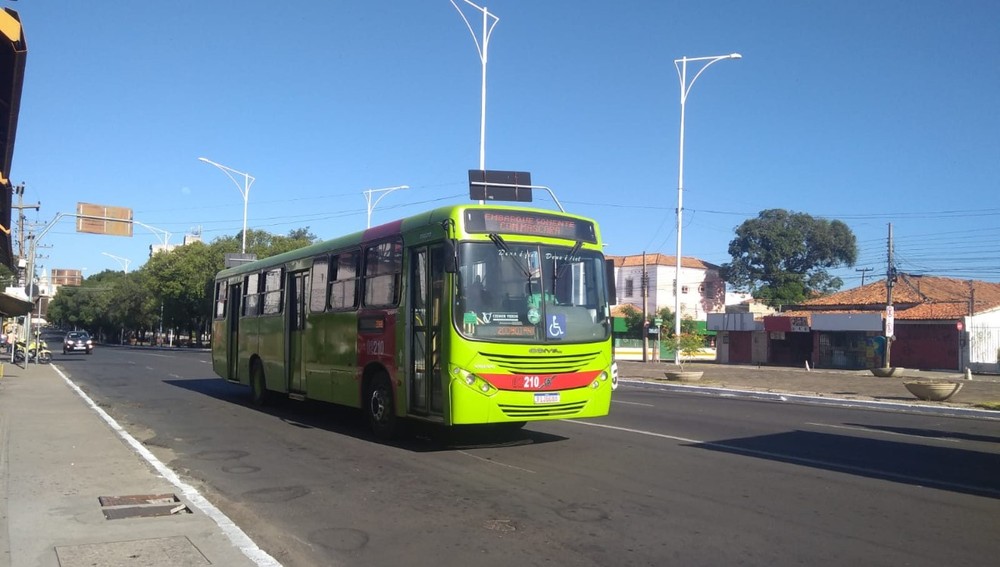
<box><xmin>454</xmin><ymin>240</ymin><xmax>611</xmax><ymax>343</ymax></box>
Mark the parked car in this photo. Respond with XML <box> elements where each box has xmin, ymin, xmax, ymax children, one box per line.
<box><xmin>63</xmin><ymin>331</ymin><xmax>94</xmax><ymax>355</ymax></box>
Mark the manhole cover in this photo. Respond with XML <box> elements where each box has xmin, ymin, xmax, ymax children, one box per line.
<box><xmin>98</xmin><ymin>493</ymin><xmax>192</xmax><ymax>520</ymax></box>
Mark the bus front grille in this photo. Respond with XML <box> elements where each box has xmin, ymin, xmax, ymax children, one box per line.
<box><xmin>497</xmin><ymin>401</ymin><xmax>589</xmax><ymax>418</ymax></box>
<box><xmin>479</xmin><ymin>351</ymin><xmax>601</xmax><ymax>374</ymax></box>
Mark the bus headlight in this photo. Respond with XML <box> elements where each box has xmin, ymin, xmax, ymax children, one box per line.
<box><xmin>451</xmin><ymin>365</ymin><xmax>498</xmax><ymax>396</ymax></box>
<box><xmin>591</xmin><ymin>370</ymin><xmax>609</xmax><ymax>389</ymax></box>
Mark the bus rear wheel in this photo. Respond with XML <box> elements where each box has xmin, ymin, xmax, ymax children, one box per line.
<box><xmin>367</xmin><ymin>373</ymin><xmax>397</xmax><ymax>439</ymax></box>
<box><xmin>250</xmin><ymin>361</ymin><xmax>271</xmax><ymax>407</ymax></box>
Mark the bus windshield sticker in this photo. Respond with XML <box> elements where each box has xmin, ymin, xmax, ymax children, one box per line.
<box><xmin>546</xmin><ymin>314</ymin><xmax>567</xmax><ymax>339</ymax></box>
<box><xmin>481</xmin><ymin>312</ymin><xmax>519</xmax><ymax>325</ymax></box>
<box><xmin>527</xmin><ymin>307</ymin><xmax>541</xmax><ymax>325</ymax></box>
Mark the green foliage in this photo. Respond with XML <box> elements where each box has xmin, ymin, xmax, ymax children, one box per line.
<box><xmin>615</xmin><ymin>304</ymin><xmax>694</xmax><ymax>339</ymax></box>
<box><xmin>722</xmin><ymin>209</ymin><xmax>857</xmax><ymax>307</ymax></box>
<box><xmin>47</xmin><ymin>226</ymin><xmax>318</xmax><ymax>342</ymax></box>
<box><xmin>677</xmin><ymin>333</ymin><xmax>705</xmax><ymax>357</ymax></box>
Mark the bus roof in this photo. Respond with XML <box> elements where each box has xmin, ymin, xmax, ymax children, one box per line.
<box><xmin>215</xmin><ymin>203</ymin><xmax>602</xmax><ymax>279</ymax></box>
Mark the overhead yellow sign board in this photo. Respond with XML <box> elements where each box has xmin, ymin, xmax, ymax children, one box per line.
<box><xmin>76</xmin><ymin>203</ymin><xmax>133</xmax><ymax>237</ymax></box>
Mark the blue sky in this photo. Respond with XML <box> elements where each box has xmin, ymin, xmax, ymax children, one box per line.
<box><xmin>9</xmin><ymin>0</ymin><xmax>1000</xmax><ymax>290</ymax></box>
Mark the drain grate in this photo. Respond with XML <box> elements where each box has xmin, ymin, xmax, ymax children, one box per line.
<box><xmin>98</xmin><ymin>493</ymin><xmax>192</xmax><ymax>520</ymax></box>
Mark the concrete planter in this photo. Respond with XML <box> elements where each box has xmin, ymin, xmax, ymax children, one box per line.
<box><xmin>870</xmin><ymin>367</ymin><xmax>905</xmax><ymax>378</ymax></box>
<box><xmin>663</xmin><ymin>370</ymin><xmax>704</xmax><ymax>382</ymax></box>
<box><xmin>904</xmin><ymin>380</ymin><xmax>963</xmax><ymax>402</ymax></box>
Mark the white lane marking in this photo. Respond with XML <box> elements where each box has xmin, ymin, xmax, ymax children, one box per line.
<box><xmin>566</xmin><ymin>420</ymin><xmax>999</xmax><ymax>497</ymax></box>
<box><xmin>52</xmin><ymin>365</ymin><xmax>282</xmax><ymax>567</ymax></box>
<box><xmin>807</xmin><ymin>422</ymin><xmax>961</xmax><ymax>443</ymax></box>
<box><xmin>458</xmin><ymin>450</ymin><xmax>536</xmax><ymax>474</ymax></box>
<box><xmin>613</xmin><ymin>400</ymin><xmax>655</xmax><ymax>407</ymax></box>
<box><xmin>566</xmin><ymin>420</ymin><xmax>701</xmax><ymax>444</ymax></box>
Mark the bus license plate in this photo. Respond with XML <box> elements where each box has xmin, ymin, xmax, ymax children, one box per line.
<box><xmin>534</xmin><ymin>392</ymin><xmax>560</xmax><ymax>404</ymax></box>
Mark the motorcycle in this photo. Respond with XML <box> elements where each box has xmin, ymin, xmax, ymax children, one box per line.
<box><xmin>14</xmin><ymin>339</ymin><xmax>52</xmax><ymax>364</ymax></box>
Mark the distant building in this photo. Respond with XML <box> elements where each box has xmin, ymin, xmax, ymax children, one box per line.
<box><xmin>608</xmin><ymin>253</ymin><xmax>726</xmax><ymax>322</ymax></box>
<box><xmin>50</xmin><ymin>268</ymin><xmax>83</xmax><ymax>287</ymax></box>
<box><xmin>150</xmin><ymin>229</ymin><xmax>202</xmax><ymax>257</ymax></box>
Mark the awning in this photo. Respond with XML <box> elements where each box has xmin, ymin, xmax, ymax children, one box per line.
<box><xmin>0</xmin><ymin>291</ymin><xmax>32</xmax><ymax>317</ymax></box>
<box><xmin>0</xmin><ymin>8</ymin><xmax>27</xmax><ymax>270</ymax></box>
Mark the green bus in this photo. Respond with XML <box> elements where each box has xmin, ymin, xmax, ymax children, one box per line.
<box><xmin>211</xmin><ymin>204</ymin><xmax>617</xmax><ymax>437</ymax></box>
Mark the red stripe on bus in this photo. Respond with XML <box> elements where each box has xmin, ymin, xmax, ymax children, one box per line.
<box><xmin>478</xmin><ymin>371</ymin><xmax>602</xmax><ymax>391</ymax></box>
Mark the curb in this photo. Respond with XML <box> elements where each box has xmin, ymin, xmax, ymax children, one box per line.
<box><xmin>622</xmin><ymin>379</ymin><xmax>1000</xmax><ymax>421</ymax></box>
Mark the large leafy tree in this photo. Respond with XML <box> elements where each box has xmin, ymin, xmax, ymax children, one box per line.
<box><xmin>722</xmin><ymin>209</ymin><xmax>857</xmax><ymax>307</ymax></box>
<box><xmin>47</xmin><ymin>227</ymin><xmax>318</xmax><ymax>343</ymax></box>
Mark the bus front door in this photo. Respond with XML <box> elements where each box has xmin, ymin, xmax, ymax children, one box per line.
<box><xmin>287</xmin><ymin>270</ymin><xmax>309</xmax><ymax>396</ymax></box>
<box><xmin>227</xmin><ymin>282</ymin><xmax>241</xmax><ymax>382</ymax></box>
<box><xmin>409</xmin><ymin>245</ymin><xmax>444</xmax><ymax>416</ymax></box>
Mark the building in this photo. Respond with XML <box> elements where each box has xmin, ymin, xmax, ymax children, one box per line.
<box><xmin>709</xmin><ymin>274</ymin><xmax>1000</xmax><ymax>372</ymax></box>
<box><xmin>50</xmin><ymin>268</ymin><xmax>83</xmax><ymax>287</ymax></box>
<box><xmin>150</xmin><ymin>229</ymin><xmax>202</xmax><ymax>256</ymax></box>
<box><xmin>609</xmin><ymin>253</ymin><xmax>726</xmax><ymax>321</ymax></box>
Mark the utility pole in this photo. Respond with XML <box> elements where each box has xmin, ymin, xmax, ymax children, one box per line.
<box><xmin>12</xmin><ymin>183</ymin><xmax>40</xmax><ymax>286</ymax></box>
<box><xmin>855</xmin><ymin>267</ymin><xmax>873</xmax><ymax>286</ymax></box>
<box><xmin>641</xmin><ymin>252</ymin><xmax>648</xmax><ymax>363</ymax></box>
<box><xmin>884</xmin><ymin>223</ymin><xmax>896</xmax><ymax>369</ymax></box>
<box><xmin>13</xmin><ymin>183</ymin><xmax>39</xmax><ymax>259</ymax></box>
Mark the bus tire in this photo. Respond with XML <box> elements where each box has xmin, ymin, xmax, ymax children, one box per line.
<box><xmin>366</xmin><ymin>373</ymin><xmax>397</xmax><ymax>439</ymax></box>
<box><xmin>250</xmin><ymin>361</ymin><xmax>271</xmax><ymax>407</ymax></box>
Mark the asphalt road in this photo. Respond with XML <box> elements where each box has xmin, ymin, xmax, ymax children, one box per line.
<box><xmin>53</xmin><ymin>347</ymin><xmax>1000</xmax><ymax>567</ymax></box>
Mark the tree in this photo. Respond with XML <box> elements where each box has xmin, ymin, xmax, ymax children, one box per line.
<box><xmin>722</xmin><ymin>209</ymin><xmax>857</xmax><ymax>307</ymax></box>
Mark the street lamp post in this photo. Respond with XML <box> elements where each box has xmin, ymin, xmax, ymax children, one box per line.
<box><xmin>198</xmin><ymin>157</ymin><xmax>256</xmax><ymax>254</ymax></box>
<box><xmin>364</xmin><ymin>185</ymin><xmax>410</xmax><ymax>228</ymax></box>
<box><xmin>101</xmin><ymin>252</ymin><xmax>131</xmax><ymax>274</ymax></box>
<box><xmin>450</xmin><ymin>0</ymin><xmax>500</xmax><ymax>171</ymax></box>
<box><xmin>673</xmin><ymin>52</ymin><xmax>741</xmax><ymax>365</ymax></box>
<box><xmin>102</xmin><ymin>252</ymin><xmax>131</xmax><ymax>344</ymax></box>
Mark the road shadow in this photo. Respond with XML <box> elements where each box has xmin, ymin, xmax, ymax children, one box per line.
<box><xmin>843</xmin><ymin>422</ymin><xmax>1000</xmax><ymax>444</ymax></box>
<box><xmin>692</xmin><ymin>430</ymin><xmax>1000</xmax><ymax>499</ymax></box>
<box><xmin>164</xmin><ymin>377</ymin><xmax>567</xmax><ymax>452</ymax></box>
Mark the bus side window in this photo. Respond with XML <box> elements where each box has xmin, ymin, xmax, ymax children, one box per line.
<box><xmin>329</xmin><ymin>251</ymin><xmax>360</xmax><ymax>310</ymax></box>
<box><xmin>243</xmin><ymin>273</ymin><xmax>260</xmax><ymax>317</ymax></box>
<box><xmin>364</xmin><ymin>239</ymin><xmax>403</xmax><ymax>307</ymax></box>
<box><xmin>215</xmin><ymin>282</ymin><xmax>227</xmax><ymax>318</ymax></box>
<box><xmin>310</xmin><ymin>257</ymin><xmax>328</xmax><ymax>313</ymax></box>
<box><xmin>262</xmin><ymin>268</ymin><xmax>284</xmax><ymax>315</ymax></box>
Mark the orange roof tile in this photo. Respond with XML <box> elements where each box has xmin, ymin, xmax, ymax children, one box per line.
<box><xmin>797</xmin><ymin>274</ymin><xmax>1000</xmax><ymax>320</ymax></box>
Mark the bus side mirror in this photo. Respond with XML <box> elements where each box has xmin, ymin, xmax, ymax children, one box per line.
<box><xmin>444</xmin><ymin>240</ymin><xmax>458</xmax><ymax>273</ymax></box>
<box><xmin>605</xmin><ymin>259</ymin><xmax>617</xmax><ymax>305</ymax></box>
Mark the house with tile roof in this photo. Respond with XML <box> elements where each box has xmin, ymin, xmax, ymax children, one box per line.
<box><xmin>608</xmin><ymin>253</ymin><xmax>726</xmax><ymax>322</ymax></box>
<box><xmin>708</xmin><ymin>274</ymin><xmax>1000</xmax><ymax>372</ymax></box>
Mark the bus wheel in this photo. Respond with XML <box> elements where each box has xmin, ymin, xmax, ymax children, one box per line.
<box><xmin>367</xmin><ymin>373</ymin><xmax>397</xmax><ymax>439</ymax></box>
<box><xmin>250</xmin><ymin>362</ymin><xmax>270</xmax><ymax>407</ymax></box>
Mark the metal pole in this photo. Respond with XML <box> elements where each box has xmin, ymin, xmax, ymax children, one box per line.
<box><xmin>450</xmin><ymin>0</ymin><xmax>500</xmax><ymax>172</ymax></box>
<box><xmin>672</xmin><ymin>53</ymin><xmax>741</xmax><ymax>365</ymax></box>
<box><xmin>885</xmin><ymin>223</ymin><xmax>895</xmax><ymax>368</ymax></box>
<box><xmin>198</xmin><ymin>157</ymin><xmax>255</xmax><ymax>254</ymax></box>
<box><xmin>363</xmin><ymin>185</ymin><xmax>410</xmax><ymax>228</ymax></box>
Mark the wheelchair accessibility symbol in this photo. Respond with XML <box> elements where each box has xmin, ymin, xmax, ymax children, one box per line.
<box><xmin>547</xmin><ymin>314</ymin><xmax>567</xmax><ymax>339</ymax></box>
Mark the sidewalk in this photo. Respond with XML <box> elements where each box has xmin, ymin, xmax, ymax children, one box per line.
<box><xmin>618</xmin><ymin>360</ymin><xmax>1000</xmax><ymax>414</ymax></box>
<box><xmin>0</xmin><ymin>361</ymin><xmax>278</xmax><ymax>567</ymax></box>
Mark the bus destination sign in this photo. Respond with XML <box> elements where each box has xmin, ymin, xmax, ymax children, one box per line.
<box><xmin>465</xmin><ymin>210</ymin><xmax>596</xmax><ymax>243</ymax></box>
